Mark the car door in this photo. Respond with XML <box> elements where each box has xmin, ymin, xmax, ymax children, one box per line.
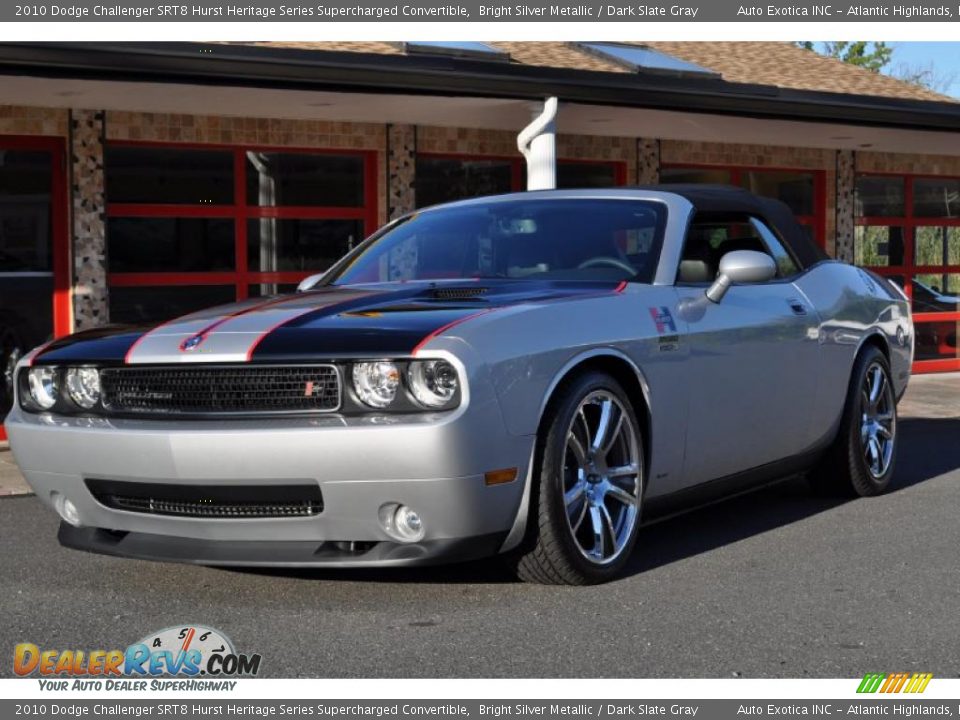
<box><xmin>672</xmin><ymin>214</ymin><xmax>821</xmax><ymax>488</ymax></box>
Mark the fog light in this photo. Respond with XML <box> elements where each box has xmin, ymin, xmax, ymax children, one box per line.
<box><xmin>395</xmin><ymin>506</ymin><xmax>424</xmax><ymax>542</ymax></box>
<box><xmin>379</xmin><ymin>503</ymin><xmax>426</xmax><ymax>543</ymax></box>
<box><xmin>52</xmin><ymin>492</ymin><xmax>82</xmax><ymax>527</ymax></box>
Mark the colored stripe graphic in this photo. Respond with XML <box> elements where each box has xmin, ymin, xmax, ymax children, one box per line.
<box><xmin>857</xmin><ymin>672</ymin><xmax>932</xmax><ymax>694</ymax></box>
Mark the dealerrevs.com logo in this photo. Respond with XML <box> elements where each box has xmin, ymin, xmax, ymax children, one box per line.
<box><xmin>857</xmin><ymin>672</ymin><xmax>934</xmax><ymax>694</ymax></box>
<box><xmin>14</xmin><ymin>625</ymin><xmax>262</xmax><ymax>690</ymax></box>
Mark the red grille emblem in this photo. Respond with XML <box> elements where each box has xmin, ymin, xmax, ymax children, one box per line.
<box><xmin>304</xmin><ymin>381</ymin><xmax>314</xmax><ymax>397</ymax></box>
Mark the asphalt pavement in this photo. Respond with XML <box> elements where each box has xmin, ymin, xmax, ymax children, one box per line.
<box><xmin>2</xmin><ymin>375</ymin><xmax>959</xmax><ymax>678</ymax></box>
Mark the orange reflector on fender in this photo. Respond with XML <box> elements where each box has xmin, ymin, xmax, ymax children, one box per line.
<box><xmin>485</xmin><ymin>468</ymin><xmax>518</xmax><ymax>486</ymax></box>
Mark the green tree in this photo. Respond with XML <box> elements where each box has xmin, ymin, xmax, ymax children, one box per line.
<box><xmin>797</xmin><ymin>41</ymin><xmax>893</xmax><ymax>73</ymax></box>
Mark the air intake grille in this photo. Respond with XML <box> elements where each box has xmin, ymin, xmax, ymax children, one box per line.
<box><xmin>100</xmin><ymin>365</ymin><xmax>340</xmax><ymax>416</ymax></box>
<box><xmin>86</xmin><ymin>480</ymin><xmax>323</xmax><ymax>519</ymax></box>
<box><xmin>429</xmin><ymin>287</ymin><xmax>488</xmax><ymax>300</ymax></box>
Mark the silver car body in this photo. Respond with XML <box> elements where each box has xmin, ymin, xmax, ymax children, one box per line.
<box><xmin>5</xmin><ymin>189</ymin><xmax>914</xmax><ymax>567</ymax></box>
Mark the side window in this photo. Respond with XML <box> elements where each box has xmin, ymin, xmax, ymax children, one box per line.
<box><xmin>749</xmin><ymin>217</ymin><xmax>799</xmax><ymax>278</ymax></box>
<box><xmin>677</xmin><ymin>213</ymin><xmax>798</xmax><ymax>284</ymax></box>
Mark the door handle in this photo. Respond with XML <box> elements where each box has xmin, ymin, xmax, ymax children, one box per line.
<box><xmin>787</xmin><ymin>298</ymin><xmax>807</xmax><ymax>316</ymax></box>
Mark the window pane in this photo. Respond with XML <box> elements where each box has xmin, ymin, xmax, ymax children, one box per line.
<box><xmin>855</xmin><ymin>176</ymin><xmax>905</xmax><ymax>217</ymax></box>
<box><xmin>0</xmin><ymin>150</ymin><xmax>53</xmax><ymax>272</ymax></box>
<box><xmin>913</xmin><ymin>178</ymin><xmax>960</xmax><ymax>218</ymax></box>
<box><xmin>109</xmin><ymin>285</ymin><xmax>236</xmax><ymax>324</ymax></box>
<box><xmin>248</xmin><ymin>283</ymin><xmax>298</xmax><ymax>298</ymax></box>
<box><xmin>854</xmin><ymin>226</ymin><xmax>905</xmax><ymax>267</ymax></box>
<box><xmin>105</xmin><ymin>146</ymin><xmax>234</xmax><ymax>204</ymax></box>
<box><xmin>247</xmin><ymin>219</ymin><xmax>363</xmax><ymax>272</ymax></box>
<box><xmin>557</xmin><ymin>162</ymin><xmax>619</xmax><ymax>189</ymax></box>
<box><xmin>915</xmin><ymin>226</ymin><xmax>960</xmax><ymax>267</ymax></box>
<box><xmin>245</xmin><ymin>152</ymin><xmax>365</xmax><ymax>207</ymax></box>
<box><xmin>912</xmin><ymin>273</ymin><xmax>960</xmax><ymax>311</ymax></box>
<box><xmin>740</xmin><ymin>170</ymin><xmax>814</xmax><ymax>216</ymax></box>
<box><xmin>416</xmin><ymin>157</ymin><xmax>514</xmax><ymax>208</ymax></box>
<box><xmin>914</xmin><ymin>319</ymin><xmax>959</xmax><ymax>361</ymax></box>
<box><xmin>107</xmin><ymin>218</ymin><xmax>235</xmax><ymax>273</ymax></box>
<box><xmin>660</xmin><ymin>168</ymin><xmax>732</xmax><ymax>185</ymax></box>
<box><xmin>912</xmin><ymin>275</ymin><xmax>960</xmax><ymax>362</ymax></box>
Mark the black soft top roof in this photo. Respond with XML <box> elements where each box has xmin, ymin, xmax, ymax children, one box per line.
<box><xmin>645</xmin><ymin>184</ymin><xmax>831</xmax><ymax>269</ymax></box>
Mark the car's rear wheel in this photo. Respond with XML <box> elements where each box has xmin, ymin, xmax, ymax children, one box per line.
<box><xmin>511</xmin><ymin>372</ymin><xmax>643</xmax><ymax>585</ymax></box>
<box><xmin>810</xmin><ymin>345</ymin><xmax>897</xmax><ymax>497</ymax></box>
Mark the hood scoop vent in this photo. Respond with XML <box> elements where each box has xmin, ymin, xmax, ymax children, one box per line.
<box><xmin>428</xmin><ymin>286</ymin><xmax>488</xmax><ymax>301</ymax></box>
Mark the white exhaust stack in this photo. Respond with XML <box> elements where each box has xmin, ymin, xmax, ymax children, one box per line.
<box><xmin>517</xmin><ymin>97</ymin><xmax>558</xmax><ymax>190</ymax></box>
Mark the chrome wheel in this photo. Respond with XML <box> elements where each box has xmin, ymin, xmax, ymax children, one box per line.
<box><xmin>562</xmin><ymin>391</ymin><xmax>641</xmax><ymax>566</ymax></box>
<box><xmin>860</xmin><ymin>361</ymin><xmax>896</xmax><ymax>479</ymax></box>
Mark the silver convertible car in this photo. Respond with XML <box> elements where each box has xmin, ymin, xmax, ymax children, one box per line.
<box><xmin>6</xmin><ymin>187</ymin><xmax>913</xmax><ymax>585</ymax></box>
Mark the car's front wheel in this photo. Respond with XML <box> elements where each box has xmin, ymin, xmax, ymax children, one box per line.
<box><xmin>811</xmin><ymin>345</ymin><xmax>898</xmax><ymax>497</ymax></box>
<box><xmin>511</xmin><ymin>372</ymin><xmax>644</xmax><ymax>585</ymax></box>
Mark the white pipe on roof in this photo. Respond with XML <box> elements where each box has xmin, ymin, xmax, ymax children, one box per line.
<box><xmin>517</xmin><ymin>97</ymin><xmax>558</xmax><ymax>191</ymax></box>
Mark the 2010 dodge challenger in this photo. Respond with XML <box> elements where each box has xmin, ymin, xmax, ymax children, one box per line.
<box><xmin>5</xmin><ymin>187</ymin><xmax>913</xmax><ymax>584</ymax></box>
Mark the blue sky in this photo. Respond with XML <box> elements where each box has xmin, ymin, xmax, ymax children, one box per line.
<box><xmin>884</xmin><ymin>42</ymin><xmax>960</xmax><ymax>98</ymax></box>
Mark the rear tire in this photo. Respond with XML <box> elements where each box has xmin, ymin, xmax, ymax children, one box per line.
<box><xmin>810</xmin><ymin>345</ymin><xmax>897</xmax><ymax>497</ymax></box>
<box><xmin>510</xmin><ymin>372</ymin><xmax>644</xmax><ymax>585</ymax></box>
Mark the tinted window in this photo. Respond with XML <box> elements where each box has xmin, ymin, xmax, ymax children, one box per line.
<box><xmin>740</xmin><ymin>170</ymin><xmax>814</xmax><ymax>216</ymax></box>
<box><xmin>660</xmin><ymin>167</ymin><xmax>733</xmax><ymax>185</ymax></box>
<box><xmin>855</xmin><ymin>176</ymin><xmax>905</xmax><ymax>217</ymax></box>
<box><xmin>416</xmin><ymin>157</ymin><xmax>514</xmax><ymax>208</ymax></box>
<box><xmin>913</xmin><ymin>178</ymin><xmax>960</xmax><ymax>218</ymax></box>
<box><xmin>247</xmin><ymin>219</ymin><xmax>364</xmax><ymax>272</ymax></box>
<box><xmin>108</xmin><ymin>218</ymin><xmax>235</xmax><ymax>272</ymax></box>
<box><xmin>245</xmin><ymin>152</ymin><xmax>365</xmax><ymax>207</ymax></box>
<box><xmin>332</xmin><ymin>199</ymin><xmax>666</xmax><ymax>285</ymax></box>
<box><xmin>854</xmin><ymin>226</ymin><xmax>905</xmax><ymax>267</ymax></box>
<box><xmin>105</xmin><ymin>146</ymin><xmax>234</xmax><ymax>204</ymax></box>
<box><xmin>557</xmin><ymin>162</ymin><xmax>619</xmax><ymax>189</ymax></box>
<box><xmin>0</xmin><ymin>150</ymin><xmax>53</xmax><ymax>272</ymax></box>
<box><xmin>110</xmin><ymin>285</ymin><xmax>236</xmax><ymax>324</ymax></box>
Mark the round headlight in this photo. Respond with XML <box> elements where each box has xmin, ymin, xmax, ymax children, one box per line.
<box><xmin>27</xmin><ymin>367</ymin><xmax>58</xmax><ymax>410</ymax></box>
<box><xmin>352</xmin><ymin>361</ymin><xmax>400</xmax><ymax>409</ymax></box>
<box><xmin>66</xmin><ymin>367</ymin><xmax>101</xmax><ymax>409</ymax></box>
<box><xmin>408</xmin><ymin>360</ymin><xmax>459</xmax><ymax>408</ymax></box>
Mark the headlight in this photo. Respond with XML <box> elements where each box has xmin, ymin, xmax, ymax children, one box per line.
<box><xmin>27</xmin><ymin>367</ymin><xmax>58</xmax><ymax>409</ymax></box>
<box><xmin>352</xmin><ymin>361</ymin><xmax>400</xmax><ymax>408</ymax></box>
<box><xmin>408</xmin><ymin>359</ymin><xmax>459</xmax><ymax>408</ymax></box>
<box><xmin>65</xmin><ymin>367</ymin><xmax>101</xmax><ymax>409</ymax></box>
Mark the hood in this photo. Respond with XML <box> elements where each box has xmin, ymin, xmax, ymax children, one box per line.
<box><xmin>31</xmin><ymin>280</ymin><xmax>624</xmax><ymax>365</ymax></box>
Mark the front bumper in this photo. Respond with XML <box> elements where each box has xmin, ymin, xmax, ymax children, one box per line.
<box><xmin>6</xmin><ymin>397</ymin><xmax>533</xmax><ymax>567</ymax></box>
<box><xmin>58</xmin><ymin>524</ymin><xmax>508</xmax><ymax>568</ymax></box>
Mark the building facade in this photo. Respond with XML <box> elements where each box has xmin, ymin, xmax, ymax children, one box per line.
<box><xmin>2</xmin><ymin>41</ymin><xmax>959</xmax><ymax>434</ymax></box>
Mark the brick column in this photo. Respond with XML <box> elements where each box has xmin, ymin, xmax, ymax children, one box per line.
<box><xmin>70</xmin><ymin>109</ymin><xmax>108</xmax><ymax>329</ymax></box>
<box><xmin>835</xmin><ymin>149</ymin><xmax>856</xmax><ymax>263</ymax></box>
<box><xmin>387</xmin><ymin>124</ymin><xmax>416</xmax><ymax>219</ymax></box>
<box><xmin>637</xmin><ymin>138</ymin><xmax>660</xmax><ymax>185</ymax></box>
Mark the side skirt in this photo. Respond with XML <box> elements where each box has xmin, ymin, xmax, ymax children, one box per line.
<box><xmin>642</xmin><ymin>448</ymin><xmax>825</xmax><ymax>524</ymax></box>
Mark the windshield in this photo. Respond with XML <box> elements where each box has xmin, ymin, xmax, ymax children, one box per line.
<box><xmin>330</xmin><ymin>198</ymin><xmax>667</xmax><ymax>286</ymax></box>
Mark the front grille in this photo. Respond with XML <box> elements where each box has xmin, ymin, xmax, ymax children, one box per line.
<box><xmin>100</xmin><ymin>365</ymin><xmax>340</xmax><ymax>416</ymax></box>
<box><xmin>86</xmin><ymin>479</ymin><xmax>323</xmax><ymax>519</ymax></box>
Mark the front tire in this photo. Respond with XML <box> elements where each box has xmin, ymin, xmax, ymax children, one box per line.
<box><xmin>811</xmin><ymin>345</ymin><xmax>898</xmax><ymax>497</ymax></box>
<box><xmin>511</xmin><ymin>372</ymin><xmax>644</xmax><ymax>585</ymax></box>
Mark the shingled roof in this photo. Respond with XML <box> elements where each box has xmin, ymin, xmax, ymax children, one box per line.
<box><xmin>237</xmin><ymin>41</ymin><xmax>952</xmax><ymax>103</ymax></box>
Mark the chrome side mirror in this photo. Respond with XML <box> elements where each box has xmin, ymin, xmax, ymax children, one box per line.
<box><xmin>297</xmin><ymin>271</ymin><xmax>327</xmax><ymax>292</ymax></box>
<box><xmin>705</xmin><ymin>250</ymin><xmax>777</xmax><ymax>303</ymax></box>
